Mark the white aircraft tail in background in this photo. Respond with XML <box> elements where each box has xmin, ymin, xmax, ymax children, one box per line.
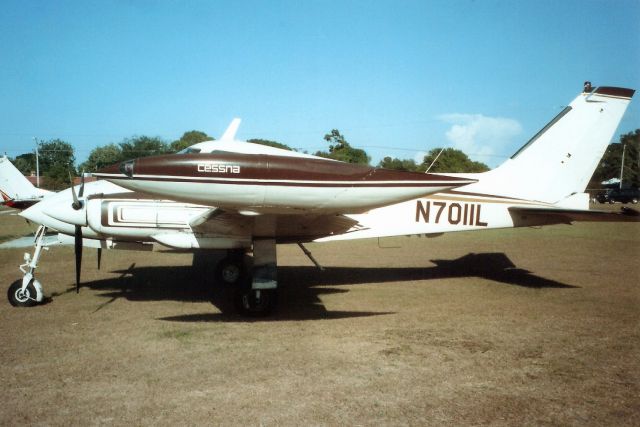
<box><xmin>0</xmin><ymin>156</ymin><xmax>50</xmax><ymax>209</ymax></box>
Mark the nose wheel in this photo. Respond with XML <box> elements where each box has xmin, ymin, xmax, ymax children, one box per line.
<box><xmin>7</xmin><ymin>279</ymin><xmax>38</xmax><ymax>307</ymax></box>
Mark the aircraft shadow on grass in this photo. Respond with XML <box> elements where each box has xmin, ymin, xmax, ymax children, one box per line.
<box><xmin>67</xmin><ymin>252</ymin><xmax>576</xmax><ymax>322</ymax></box>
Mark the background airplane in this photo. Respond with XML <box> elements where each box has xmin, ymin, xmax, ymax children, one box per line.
<box><xmin>0</xmin><ymin>156</ymin><xmax>50</xmax><ymax>209</ymax></box>
<box><xmin>6</xmin><ymin>85</ymin><xmax>638</xmax><ymax>316</ymax></box>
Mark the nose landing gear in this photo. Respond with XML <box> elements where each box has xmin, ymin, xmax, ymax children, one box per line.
<box><xmin>7</xmin><ymin>226</ymin><xmax>47</xmax><ymax>307</ymax></box>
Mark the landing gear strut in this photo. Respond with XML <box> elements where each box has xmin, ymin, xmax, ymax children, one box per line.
<box><xmin>7</xmin><ymin>226</ymin><xmax>47</xmax><ymax>307</ymax></box>
<box><xmin>208</xmin><ymin>237</ymin><xmax>278</xmax><ymax>317</ymax></box>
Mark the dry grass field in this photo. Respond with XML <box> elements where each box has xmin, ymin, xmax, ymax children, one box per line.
<box><xmin>0</xmin><ymin>206</ymin><xmax>639</xmax><ymax>426</ymax></box>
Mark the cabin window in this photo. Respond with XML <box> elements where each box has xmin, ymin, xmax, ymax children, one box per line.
<box><xmin>177</xmin><ymin>147</ymin><xmax>202</xmax><ymax>154</ymax></box>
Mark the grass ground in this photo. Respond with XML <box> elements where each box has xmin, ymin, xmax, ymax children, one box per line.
<box><xmin>0</xmin><ymin>206</ymin><xmax>638</xmax><ymax>425</ymax></box>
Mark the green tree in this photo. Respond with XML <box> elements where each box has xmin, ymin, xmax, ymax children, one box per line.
<box><xmin>418</xmin><ymin>148</ymin><xmax>489</xmax><ymax>173</ymax></box>
<box><xmin>378</xmin><ymin>156</ymin><xmax>419</xmax><ymax>171</ymax></box>
<box><xmin>11</xmin><ymin>152</ymin><xmax>37</xmax><ymax>175</ymax></box>
<box><xmin>170</xmin><ymin>130</ymin><xmax>212</xmax><ymax>152</ymax></box>
<box><xmin>79</xmin><ymin>143</ymin><xmax>123</xmax><ymax>172</ymax></box>
<box><xmin>315</xmin><ymin>129</ymin><xmax>370</xmax><ymax>165</ymax></box>
<box><xmin>37</xmin><ymin>139</ymin><xmax>76</xmax><ymax>189</ymax></box>
<box><xmin>119</xmin><ymin>136</ymin><xmax>169</xmax><ymax>161</ymax></box>
<box><xmin>590</xmin><ymin>129</ymin><xmax>639</xmax><ymax>188</ymax></box>
<box><xmin>247</xmin><ymin>138</ymin><xmax>294</xmax><ymax>151</ymax></box>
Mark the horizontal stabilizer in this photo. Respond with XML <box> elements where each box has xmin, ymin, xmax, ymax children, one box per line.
<box><xmin>509</xmin><ymin>206</ymin><xmax>640</xmax><ymax>224</ymax></box>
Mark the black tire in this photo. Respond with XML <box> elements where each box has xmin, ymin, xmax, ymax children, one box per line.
<box><xmin>214</xmin><ymin>257</ymin><xmax>244</xmax><ymax>286</ymax></box>
<box><xmin>234</xmin><ymin>287</ymin><xmax>277</xmax><ymax>317</ymax></box>
<box><xmin>7</xmin><ymin>279</ymin><xmax>38</xmax><ymax>307</ymax></box>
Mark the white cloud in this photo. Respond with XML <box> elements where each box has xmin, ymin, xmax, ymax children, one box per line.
<box><xmin>413</xmin><ymin>150</ymin><xmax>428</xmax><ymax>163</ymax></box>
<box><xmin>436</xmin><ymin>113</ymin><xmax>522</xmax><ymax>167</ymax></box>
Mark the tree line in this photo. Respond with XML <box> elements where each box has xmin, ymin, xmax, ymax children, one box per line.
<box><xmin>7</xmin><ymin>128</ymin><xmax>638</xmax><ymax>190</ymax></box>
<box><xmin>589</xmin><ymin>129</ymin><xmax>640</xmax><ymax>189</ymax></box>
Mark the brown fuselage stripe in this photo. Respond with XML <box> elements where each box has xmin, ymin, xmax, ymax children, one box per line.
<box><xmin>435</xmin><ymin>190</ymin><xmax>553</xmax><ymax>206</ymax></box>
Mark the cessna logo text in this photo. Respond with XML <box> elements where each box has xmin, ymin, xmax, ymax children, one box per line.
<box><xmin>197</xmin><ymin>162</ymin><xmax>241</xmax><ymax>174</ymax></box>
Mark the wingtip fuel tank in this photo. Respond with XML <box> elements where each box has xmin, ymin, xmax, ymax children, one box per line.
<box><xmin>94</xmin><ymin>152</ymin><xmax>476</xmax><ymax>214</ymax></box>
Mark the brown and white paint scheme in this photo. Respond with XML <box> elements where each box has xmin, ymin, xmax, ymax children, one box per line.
<box><xmin>20</xmin><ymin>86</ymin><xmax>637</xmax><ymax>252</ymax></box>
<box><xmin>94</xmin><ymin>152</ymin><xmax>477</xmax><ymax>214</ymax></box>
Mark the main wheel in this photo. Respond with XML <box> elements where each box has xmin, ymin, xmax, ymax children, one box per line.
<box><xmin>234</xmin><ymin>288</ymin><xmax>277</xmax><ymax>317</ymax></box>
<box><xmin>214</xmin><ymin>257</ymin><xmax>244</xmax><ymax>286</ymax></box>
<box><xmin>7</xmin><ymin>279</ymin><xmax>38</xmax><ymax>307</ymax></box>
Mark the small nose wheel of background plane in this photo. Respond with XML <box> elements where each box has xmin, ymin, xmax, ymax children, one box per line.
<box><xmin>7</xmin><ymin>226</ymin><xmax>47</xmax><ymax>307</ymax></box>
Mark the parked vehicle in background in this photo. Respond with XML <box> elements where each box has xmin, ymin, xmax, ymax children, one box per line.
<box><xmin>596</xmin><ymin>188</ymin><xmax>640</xmax><ymax>204</ymax></box>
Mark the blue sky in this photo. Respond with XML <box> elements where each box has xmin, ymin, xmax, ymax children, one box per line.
<box><xmin>1</xmin><ymin>0</ymin><xmax>638</xmax><ymax>168</ymax></box>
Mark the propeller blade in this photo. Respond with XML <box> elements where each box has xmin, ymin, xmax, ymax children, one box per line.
<box><xmin>97</xmin><ymin>248</ymin><xmax>102</xmax><ymax>270</ymax></box>
<box><xmin>69</xmin><ymin>172</ymin><xmax>82</xmax><ymax>210</ymax></box>
<box><xmin>74</xmin><ymin>225</ymin><xmax>83</xmax><ymax>293</ymax></box>
<box><xmin>79</xmin><ymin>169</ymin><xmax>85</xmax><ymax>198</ymax></box>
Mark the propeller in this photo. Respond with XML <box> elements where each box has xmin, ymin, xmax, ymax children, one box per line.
<box><xmin>74</xmin><ymin>225</ymin><xmax>82</xmax><ymax>293</ymax></box>
<box><xmin>69</xmin><ymin>171</ymin><xmax>85</xmax><ymax>293</ymax></box>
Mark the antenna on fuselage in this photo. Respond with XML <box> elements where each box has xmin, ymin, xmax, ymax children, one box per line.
<box><xmin>425</xmin><ymin>147</ymin><xmax>446</xmax><ymax>173</ymax></box>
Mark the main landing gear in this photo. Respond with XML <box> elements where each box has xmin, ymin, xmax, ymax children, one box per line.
<box><xmin>7</xmin><ymin>226</ymin><xmax>47</xmax><ymax>307</ymax></box>
<box><xmin>204</xmin><ymin>239</ymin><xmax>324</xmax><ymax>317</ymax></box>
<box><xmin>199</xmin><ymin>237</ymin><xmax>279</xmax><ymax>317</ymax></box>
<box><xmin>234</xmin><ymin>237</ymin><xmax>278</xmax><ymax>316</ymax></box>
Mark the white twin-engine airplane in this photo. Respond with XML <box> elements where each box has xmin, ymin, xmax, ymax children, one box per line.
<box><xmin>6</xmin><ymin>85</ymin><xmax>638</xmax><ymax>316</ymax></box>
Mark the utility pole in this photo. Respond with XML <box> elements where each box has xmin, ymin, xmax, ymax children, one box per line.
<box><xmin>619</xmin><ymin>144</ymin><xmax>626</xmax><ymax>190</ymax></box>
<box><xmin>33</xmin><ymin>138</ymin><xmax>40</xmax><ymax>188</ymax></box>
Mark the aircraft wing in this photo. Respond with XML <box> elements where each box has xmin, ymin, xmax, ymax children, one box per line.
<box><xmin>190</xmin><ymin>209</ymin><xmax>360</xmax><ymax>242</ymax></box>
<box><xmin>149</xmin><ymin>207</ymin><xmax>362</xmax><ymax>249</ymax></box>
<box><xmin>508</xmin><ymin>206</ymin><xmax>640</xmax><ymax>224</ymax></box>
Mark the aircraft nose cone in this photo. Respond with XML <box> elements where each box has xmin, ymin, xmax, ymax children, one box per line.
<box><xmin>20</xmin><ymin>201</ymin><xmax>48</xmax><ymax>225</ymax></box>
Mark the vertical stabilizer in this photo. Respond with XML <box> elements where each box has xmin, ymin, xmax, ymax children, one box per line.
<box><xmin>0</xmin><ymin>156</ymin><xmax>49</xmax><ymax>204</ymax></box>
<box><xmin>464</xmin><ymin>86</ymin><xmax>634</xmax><ymax>204</ymax></box>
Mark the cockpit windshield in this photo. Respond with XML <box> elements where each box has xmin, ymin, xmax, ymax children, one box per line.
<box><xmin>177</xmin><ymin>147</ymin><xmax>202</xmax><ymax>154</ymax></box>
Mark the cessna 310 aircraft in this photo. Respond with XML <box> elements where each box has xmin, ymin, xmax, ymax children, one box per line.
<box><xmin>6</xmin><ymin>85</ymin><xmax>638</xmax><ymax>316</ymax></box>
